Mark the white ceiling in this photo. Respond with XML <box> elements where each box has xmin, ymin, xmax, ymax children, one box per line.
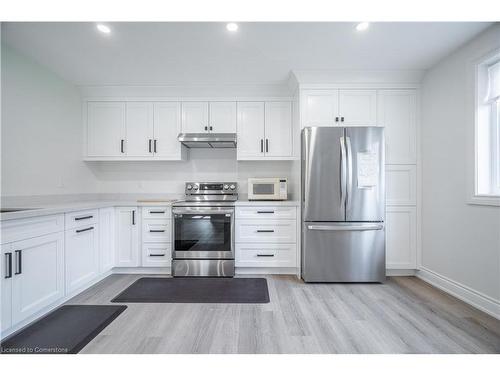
<box><xmin>1</xmin><ymin>22</ymin><xmax>492</xmax><ymax>86</ymax></box>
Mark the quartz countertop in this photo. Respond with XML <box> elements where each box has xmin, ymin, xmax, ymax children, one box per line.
<box><xmin>1</xmin><ymin>197</ymin><xmax>300</xmax><ymax>221</ymax></box>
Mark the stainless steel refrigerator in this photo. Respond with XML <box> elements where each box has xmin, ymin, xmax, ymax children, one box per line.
<box><xmin>301</xmin><ymin>126</ymin><xmax>385</xmax><ymax>282</ymax></box>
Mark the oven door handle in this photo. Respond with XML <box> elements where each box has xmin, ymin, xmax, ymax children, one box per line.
<box><xmin>172</xmin><ymin>207</ymin><xmax>234</xmax><ymax>215</ymax></box>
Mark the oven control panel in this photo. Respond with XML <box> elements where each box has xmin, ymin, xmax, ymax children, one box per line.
<box><xmin>185</xmin><ymin>182</ymin><xmax>238</xmax><ymax>195</ymax></box>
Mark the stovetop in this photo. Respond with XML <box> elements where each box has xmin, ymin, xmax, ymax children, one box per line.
<box><xmin>173</xmin><ymin>181</ymin><xmax>238</xmax><ymax>207</ymax></box>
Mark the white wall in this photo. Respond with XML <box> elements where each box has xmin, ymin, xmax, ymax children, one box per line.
<box><xmin>421</xmin><ymin>25</ymin><xmax>500</xmax><ymax>308</ymax></box>
<box><xmin>1</xmin><ymin>44</ymin><xmax>101</xmax><ymax>196</ymax></box>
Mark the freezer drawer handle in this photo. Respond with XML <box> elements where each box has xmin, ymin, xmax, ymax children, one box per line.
<box><xmin>149</xmin><ymin>229</ymin><xmax>166</xmax><ymax>233</ymax></box>
<box><xmin>307</xmin><ymin>224</ymin><xmax>383</xmax><ymax>231</ymax></box>
<box><xmin>256</xmin><ymin>229</ymin><xmax>275</xmax><ymax>233</ymax></box>
<box><xmin>149</xmin><ymin>254</ymin><xmax>166</xmax><ymax>257</ymax></box>
<box><xmin>256</xmin><ymin>254</ymin><xmax>275</xmax><ymax>257</ymax></box>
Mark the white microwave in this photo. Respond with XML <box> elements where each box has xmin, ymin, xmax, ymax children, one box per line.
<box><xmin>248</xmin><ymin>178</ymin><xmax>288</xmax><ymax>201</ymax></box>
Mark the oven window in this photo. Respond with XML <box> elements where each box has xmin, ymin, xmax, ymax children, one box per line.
<box><xmin>253</xmin><ymin>184</ymin><xmax>274</xmax><ymax>195</ymax></box>
<box><xmin>175</xmin><ymin>213</ymin><xmax>231</xmax><ymax>252</ymax></box>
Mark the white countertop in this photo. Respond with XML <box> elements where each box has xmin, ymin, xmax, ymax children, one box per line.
<box><xmin>0</xmin><ymin>197</ymin><xmax>300</xmax><ymax>221</ymax></box>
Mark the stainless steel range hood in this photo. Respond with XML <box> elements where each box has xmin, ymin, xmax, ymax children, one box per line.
<box><xmin>177</xmin><ymin>133</ymin><xmax>237</xmax><ymax>148</ymax></box>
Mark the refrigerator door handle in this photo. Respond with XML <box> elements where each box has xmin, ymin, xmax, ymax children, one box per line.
<box><xmin>345</xmin><ymin>136</ymin><xmax>353</xmax><ymax>210</ymax></box>
<box><xmin>307</xmin><ymin>223</ymin><xmax>384</xmax><ymax>231</ymax></box>
<box><xmin>340</xmin><ymin>136</ymin><xmax>347</xmax><ymax>209</ymax></box>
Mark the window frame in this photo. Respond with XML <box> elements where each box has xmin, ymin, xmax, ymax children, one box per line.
<box><xmin>469</xmin><ymin>47</ymin><xmax>500</xmax><ymax>206</ymax></box>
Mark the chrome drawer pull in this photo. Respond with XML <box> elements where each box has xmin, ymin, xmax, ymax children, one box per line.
<box><xmin>75</xmin><ymin>215</ymin><xmax>93</xmax><ymax>221</ymax></box>
<box><xmin>256</xmin><ymin>230</ymin><xmax>274</xmax><ymax>233</ymax></box>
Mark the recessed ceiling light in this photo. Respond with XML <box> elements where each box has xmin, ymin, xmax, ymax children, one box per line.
<box><xmin>226</xmin><ymin>23</ymin><xmax>238</xmax><ymax>32</ymax></box>
<box><xmin>356</xmin><ymin>22</ymin><xmax>370</xmax><ymax>32</ymax></box>
<box><xmin>96</xmin><ymin>24</ymin><xmax>111</xmax><ymax>34</ymax></box>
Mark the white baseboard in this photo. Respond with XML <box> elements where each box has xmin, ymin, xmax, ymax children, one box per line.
<box><xmin>417</xmin><ymin>267</ymin><xmax>500</xmax><ymax>320</ymax></box>
<box><xmin>386</xmin><ymin>269</ymin><xmax>417</xmax><ymax>276</ymax></box>
<box><xmin>236</xmin><ymin>267</ymin><xmax>298</xmax><ymax>275</ymax></box>
<box><xmin>111</xmin><ymin>267</ymin><xmax>171</xmax><ymax>274</ymax></box>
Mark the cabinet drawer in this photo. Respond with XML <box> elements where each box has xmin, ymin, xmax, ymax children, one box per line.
<box><xmin>142</xmin><ymin>219</ymin><xmax>171</xmax><ymax>242</ymax></box>
<box><xmin>235</xmin><ymin>206</ymin><xmax>296</xmax><ymax>220</ymax></box>
<box><xmin>142</xmin><ymin>206</ymin><xmax>171</xmax><ymax>220</ymax></box>
<box><xmin>1</xmin><ymin>214</ymin><xmax>64</xmax><ymax>244</ymax></box>
<box><xmin>142</xmin><ymin>244</ymin><xmax>171</xmax><ymax>267</ymax></box>
<box><xmin>65</xmin><ymin>209</ymin><xmax>98</xmax><ymax>230</ymax></box>
<box><xmin>236</xmin><ymin>220</ymin><xmax>297</xmax><ymax>243</ymax></box>
<box><xmin>236</xmin><ymin>243</ymin><xmax>297</xmax><ymax>267</ymax></box>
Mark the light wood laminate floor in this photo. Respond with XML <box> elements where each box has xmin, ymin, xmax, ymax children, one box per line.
<box><xmin>68</xmin><ymin>274</ymin><xmax>500</xmax><ymax>354</ymax></box>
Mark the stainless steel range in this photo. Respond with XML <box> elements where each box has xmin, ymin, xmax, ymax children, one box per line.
<box><xmin>172</xmin><ymin>182</ymin><xmax>238</xmax><ymax>277</ymax></box>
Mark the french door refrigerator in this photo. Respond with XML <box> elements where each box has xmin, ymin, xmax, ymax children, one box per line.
<box><xmin>301</xmin><ymin>126</ymin><xmax>385</xmax><ymax>282</ymax></box>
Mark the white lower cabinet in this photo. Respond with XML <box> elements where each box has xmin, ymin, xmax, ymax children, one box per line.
<box><xmin>141</xmin><ymin>206</ymin><xmax>171</xmax><ymax>268</ymax></box>
<box><xmin>235</xmin><ymin>206</ymin><xmax>298</xmax><ymax>270</ymax></box>
<box><xmin>115</xmin><ymin>207</ymin><xmax>140</xmax><ymax>267</ymax></box>
<box><xmin>3</xmin><ymin>232</ymin><xmax>65</xmax><ymax>329</ymax></box>
<box><xmin>99</xmin><ymin>207</ymin><xmax>115</xmax><ymax>273</ymax></box>
<box><xmin>386</xmin><ymin>206</ymin><xmax>417</xmax><ymax>269</ymax></box>
<box><xmin>65</xmin><ymin>224</ymin><xmax>99</xmax><ymax>294</ymax></box>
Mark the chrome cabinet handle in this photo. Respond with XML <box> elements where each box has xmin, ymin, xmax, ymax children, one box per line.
<box><xmin>75</xmin><ymin>215</ymin><xmax>93</xmax><ymax>221</ymax></box>
<box><xmin>76</xmin><ymin>226</ymin><xmax>94</xmax><ymax>233</ymax></box>
<box><xmin>4</xmin><ymin>253</ymin><xmax>12</xmax><ymax>279</ymax></box>
<box><xmin>256</xmin><ymin>229</ymin><xmax>274</xmax><ymax>233</ymax></box>
<box><xmin>256</xmin><ymin>254</ymin><xmax>275</xmax><ymax>257</ymax></box>
<box><xmin>14</xmin><ymin>250</ymin><xmax>22</xmax><ymax>275</ymax></box>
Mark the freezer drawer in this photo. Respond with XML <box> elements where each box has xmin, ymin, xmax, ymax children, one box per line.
<box><xmin>302</xmin><ymin>222</ymin><xmax>385</xmax><ymax>282</ymax></box>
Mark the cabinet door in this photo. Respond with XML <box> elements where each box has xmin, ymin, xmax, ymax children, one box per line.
<box><xmin>126</xmin><ymin>102</ymin><xmax>154</xmax><ymax>157</ymax></box>
<box><xmin>386</xmin><ymin>207</ymin><xmax>417</xmax><ymax>269</ymax></box>
<box><xmin>209</xmin><ymin>102</ymin><xmax>237</xmax><ymax>133</ymax></box>
<box><xmin>181</xmin><ymin>102</ymin><xmax>209</xmax><ymax>133</ymax></box>
<box><xmin>87</xmin><ymin>102</ymin><xmax>126</xmax><ymax>157</ymax></box>
<box><xmin>154</xmin><ymin>102</ymin><xmax>182</xmax><ymax>159</ymax></box>
<box><xmin>300</xmin><ymin>90</ymin><xmax>339</xmax><ymax>127</ymax></box>
<box><xmin>339</xmin><ymin>90</ymin><xmax>377</xmax><ymax>126</ymax></box>
<box><xmin>115</xmin><ymin>207</ymin><xmax>140</xmax><ymax>267</ymax></box>
<box><xmin>1</xmin><ymin>244</ymin><xmax>13</xmax><ymax>332</ymax></box>
<box><xmin>11</xmin><ymin>232</ymin><xmax>64</xmax><ymax>325</ymax></box>
<box><xmin>65</xmin><ymin>225</ymin><xmax>99</xmax><ymax>294</ymax></box>
<box><xmin>236</xmin><ymin>102</ymin><xmax>265</xmax><ymax>159</ymax></box>
<box><xmin>265</xmin><ymin>102</ymin><xmax>293</xmax><ymax>157</ymax></box>
<box><xmin>99</xmin><ymin>207</ymin><xmax>115</xmax><ymax>273</ymax></box>
<box><xmin>377</xmin><ymin>90</ymin><xmax>417</xmax><ymax>164</ymax></box>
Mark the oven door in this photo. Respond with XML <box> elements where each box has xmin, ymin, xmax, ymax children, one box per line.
<box><xmin>173</xmin><ymin>206</ymin><xmax>235</xmax><ymax>259</ymax></box>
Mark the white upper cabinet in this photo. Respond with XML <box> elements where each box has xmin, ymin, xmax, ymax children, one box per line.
<box><xmin>237</xmin><ymin>102</ymin><xmax>265</xmax><ymax>159</ymax></box>
<box><xmin>209</xmin><ymin>102</ymin><xmax>237</xmax><ymax>133</ymax></box>
<box><xmin>338</xmin><ymin>90</ymin><xmax>377</xmax><ymax>126</ymax></box>
<box><xmin>301</xmin><ymin>90</ymin><xmax>339</xmax><ymax>127</ymax></box>
<box><xmin>378</xmin><ymin>90</ymin><xmax>417</xmax><ymax>164</ymax></box>
<box><xmin>237</xmin><ymin>101</ymin><xmax>294</xmax><ymax>160</ymax></box>
<box><xmin>154</xmin><ymin>102</ymin><xmax>183</xmax><ymax>159</ymax></box>
<box><xmin>265</xmin><ymin>102</ymin><xmax>293</xmax><ymax>157</ymax></box>
<box><xmin>87</xmin><ymin>102</ymin><xmax>126</xmax><ymax>157</ymax></box>
<box><xmin>181</xmin><ymin>102</ymin><xmax>209</xmax><ymax>133</ymax></box>
<box><xmin>126</xmin><ymin>102</ymin><xmax>154</xmax><ymax>157</ymax></box>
